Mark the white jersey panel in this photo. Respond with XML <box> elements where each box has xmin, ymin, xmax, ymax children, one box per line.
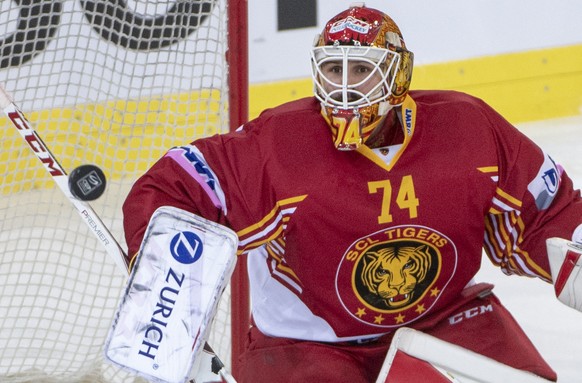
<box><xmin>247</xmin><ymin>245</ymin><xmax>386</xmax><ymax>343</ymax></box>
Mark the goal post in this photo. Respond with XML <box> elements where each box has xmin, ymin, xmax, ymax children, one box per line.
<box><xmin>0</xmin><ymin>0</ymin><xmax>249</xmax><ymax>381</ymax></box>
<box><xmin>226</xmin><ymin>1</ymin><xmax>250</xmax><ymax>378</ymax></box>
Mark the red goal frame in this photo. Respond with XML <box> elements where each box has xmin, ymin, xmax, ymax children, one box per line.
<box><xmin>227</xmin><ymin>1</ymin><xmax>250</xmax><ymax>378</ymax></box>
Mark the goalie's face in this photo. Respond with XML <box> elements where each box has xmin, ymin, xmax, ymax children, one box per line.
<box><xmin>312</xmin><ymin>46</ymin><xmax>397</xmax><ymax>110</ymax></box>
<box><xmin>311</xmin><ymin>45</ymin><xmax>402</xmax><ymax>150</ymax></box>
<box><xmin>320</xmin><ymin>60</ymin><xmax>381</xmax><ymax>104</ymax></box>
<box><xmin>310</xmin><ymin>5</ymin><xmax>414</xmax><ymax>150</ymax></box>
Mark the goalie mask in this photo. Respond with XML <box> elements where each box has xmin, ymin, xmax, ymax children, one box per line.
<box><xmin>311</xmin><ymin>4</ymin><xmax>414</xmax><ymax>150</ymax></box>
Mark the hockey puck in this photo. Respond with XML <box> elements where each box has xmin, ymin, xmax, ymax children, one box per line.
<box><xmin>68</xmin><ymin>164</ymin><xmax>107</xmax><ymax>201</ymax></box>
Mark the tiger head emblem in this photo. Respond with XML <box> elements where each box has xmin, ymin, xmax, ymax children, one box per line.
<box><xmin>360</xmin><ymin>244</ymin><xmax>433</xmax><ymax>309</ymax></box>
<box><xmin>337</xmin><ymin>227</ymin><xmax>453</xmax><ymax>326</ymax></box>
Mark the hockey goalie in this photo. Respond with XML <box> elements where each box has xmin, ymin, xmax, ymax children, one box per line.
<box><xmin>106</xmin><ymin>3</ymin><xmax>582</xmax><ymax>383</ymax></box>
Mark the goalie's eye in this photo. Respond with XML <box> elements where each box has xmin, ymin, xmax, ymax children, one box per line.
<box><xmin>320</xmin><ymin>60</ymin><xmax>377</xmax><ymax>85</ymax></box>
<box><xmin>353</xmin><ymin>63</ymin><xmax>373</xmax><ymax>75</ymax></box>
<box><xmin>320</xmin><ymin>62</ymin><xmax>343</xmax><ymax>75</ymax></box>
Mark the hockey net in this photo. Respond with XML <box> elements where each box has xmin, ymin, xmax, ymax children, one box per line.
<box><xmin>0</xmin><ymin>1</ymin><xmax>248</xmax><ymax>382</ymax></box>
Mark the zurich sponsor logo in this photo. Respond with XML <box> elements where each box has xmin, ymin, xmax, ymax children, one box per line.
<box><xmin>170</xmin><ymin>231</ymin><xmax>203</xmax><ymax>264</ymax></box>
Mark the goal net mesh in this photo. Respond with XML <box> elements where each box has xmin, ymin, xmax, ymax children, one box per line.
<box><xmin>0</xmin><ymin>1</ymin><xmax>237</xmax><ymax>381</ymax></box>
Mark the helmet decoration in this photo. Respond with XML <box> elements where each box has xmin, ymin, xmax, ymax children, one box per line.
<box><xmin>311</xmin><ymin>3</ymin><xmax>414</xmax><ymax>150</ymax></box>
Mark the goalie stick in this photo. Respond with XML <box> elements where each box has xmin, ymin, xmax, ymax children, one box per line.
<box><xmin>0</xmin><ymin>85</ymin><xmax>236</xmax><ymax>383</ymax></box>
<box><xmin>0</xmin><ymin>87</ymin><xmax>127</xmax><ymax>273</ymax></box>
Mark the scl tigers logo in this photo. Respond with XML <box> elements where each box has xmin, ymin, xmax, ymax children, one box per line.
<box><xmin>359</xmin><ymin>244</ymin><xmax>434</xmax><ymax>310</ymax></box>
<box><xmin>336</xmin><ymin>225</ymin><xmax>457</xmax><ymax>328</ymax></box>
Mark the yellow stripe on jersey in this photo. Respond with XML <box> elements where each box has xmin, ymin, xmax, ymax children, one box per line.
<box><xmin>512</xmin><ymin>214</ymin><xmax>552</xmax><ymax>281</ymax></box>
<box><xmin>495</xmin><ymin>187</ymin><xmax>522</xmax><ymax>208</ymax></box>
<box><xmin>266</xmin><ymin>240</ymin><xmax>300</xmax><ymax>282</ymax></box>
<box><xmin>489</xmin><ymin>213</ymin><xmax>524</xmax><ymax>273</ymax></box>
<box><xmin>236</xmin><ymin>195</ymin><xmax>307</xmax><ymax>238</ymax></box>
<box><xmin>484</xmin><ymin>212</ymin><xmax>551</xmax><ymax>281</ymax></box>
<box><xmin>237</xmin><ymin>224</ymin><xmax>286</xmax><ymax>255</ymax></box>
<box><xmin>484</xmin><ymin>214</ymin><xmax>524</xmax><ymax>274</ymax></box>
<box><xmin>477</xmin><ymin>166</ymin><xmax>498</xmax><ymax>174</ymax></box>
<box><xmin>484</xmin><ymin>217</ymin><xmax>506</xmax><ymax>260</ymax></box>
<box><xmin>236</xmin><ymin>195</ymin><xmax>307</xmax><ymax>254</ymax></box>
<box><xmin>488</xmin><ymin>207</ymin><xmax>502</xmax><ymax>215</ymax></box>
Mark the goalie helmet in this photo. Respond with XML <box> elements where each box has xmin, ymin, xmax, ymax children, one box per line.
<box><xmin>311</xmin><ymin>4</ymin><xmax>414</xmax><ymax>150</ymax></box>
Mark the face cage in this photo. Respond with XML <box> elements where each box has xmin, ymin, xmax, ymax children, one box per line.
<box><xmin>310</xmin><ymin>45</ymin><xmax>401</xmax><ymax>111</ymax></box>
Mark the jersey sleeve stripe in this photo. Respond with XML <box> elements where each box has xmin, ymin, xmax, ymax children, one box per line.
<box><xmin>266</xmin><ymin>240</ymin><xmax>301</xmax><ymax>283</ymax></box>
<box><xmin>494</xmin><ymin>187</ymin><xmax>522</xmax><ymax>208</ymax></box>
<box><xmin>477</xmin><ymin>166</ymin><xmax>499</xmax><ymax>174</ymax></box>
<box><xmin>237</xmin><ymin>195</ymin><xmax>307</xmax><ymax>238</ymax></box>
<box><xmin>484</xmin><ymin>212</ymin><xmax>551</xmax><ymax>281</ymax></box>
<box><xmin>237</xmin><ymin>224</ymin><xmax>285</xmax><ymax>254</ymax></box>
<box><xmin>253</xmin><ymin>245</ymin><xmax>303</xmax><ymax>294</ymax></box>
<box><xmin>484</xmin><ymin>216</ymin><xmax>525</xmax><ymax>275</ymax></box>
<box><xmin>236</xmin><ymin>196</ymin><xmax>307</xmax><ymax>253</ymax></box>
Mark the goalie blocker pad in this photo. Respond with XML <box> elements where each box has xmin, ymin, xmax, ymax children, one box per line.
<box><xmin>546</xmin><ymin>237</ymin><xmax>582</xmax><ymax>312</ymax></box>
<box><xmin>105</xmin><ymin>206</ymin><xmax>238</xmax><ymax>383</ymax></box>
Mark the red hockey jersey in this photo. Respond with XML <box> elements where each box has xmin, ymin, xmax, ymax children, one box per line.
<box><xmin>123</xmin><ymin>90</ymin><xmax>582</xmax><ymax>342</ymax></box>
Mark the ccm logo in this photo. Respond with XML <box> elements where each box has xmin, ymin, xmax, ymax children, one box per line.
<box><xmin>448</xmin><ymin>304</ymin><xmax>493</xmax><ymax>325</ymax></box>
<box><xmin>8</xmin><ymin>110</ymin><xmax>64</xmax><ymax>176</ymax></box>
